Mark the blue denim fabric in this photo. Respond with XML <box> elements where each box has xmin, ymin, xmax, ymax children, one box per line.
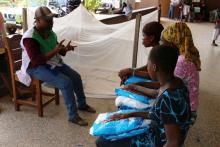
<box><xmin>27</xmin><ymin>63</ymin><xmax>86</xmax><ymax>120</ymax></box>
<box><xmin>168</xmin><ymin>5</ymin><xmax>175</xmax><ymax>19</ymax></box>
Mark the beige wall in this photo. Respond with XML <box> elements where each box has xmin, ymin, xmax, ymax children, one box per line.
<box><xmin>160</xmin><ymin>0</ymin><xmax>170</xmax><ymax>17</ymax></box>
<box><xmin>138</xmin><ymin>0</ymin><xmax>159</xmax><ymax>8</ymax></box>
<box><xmin>128</xmin><ymin>0</ymin><xmax>158</xmax><ymax>10</ymax></box>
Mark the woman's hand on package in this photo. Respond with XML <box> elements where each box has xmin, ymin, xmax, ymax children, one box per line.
<box><xmin>108</xmin><ymin>113</ymin><xmax>128</xmax><ymax>121</ymax></box>
<box><xmin>118</xmin><ymin>68</ymin><xmax>132</xmax><ymax>80</ymax></box>
<box><xmin>123</xmin><ymin>84</ymin><xmax>149</xmax><ymax>96</ymax></box>
<box><xmin>124</xmin><ymin>84</ymin><xmax>137</xmax><ymax>91</ymax></box>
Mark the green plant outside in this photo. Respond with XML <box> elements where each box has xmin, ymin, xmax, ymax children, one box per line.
<box><xmin>85</xmin><ymin>0</ymin><xmax>101</xmax><ymax>12</ymax></box>
<box><xmin>15</xmin><ymin>15</ymin><xmax>22</xmax><ymax>24</ymax></box>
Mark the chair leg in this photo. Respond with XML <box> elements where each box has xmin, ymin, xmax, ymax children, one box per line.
<box><xmin>55</xmin><ymin>88</ymin><xmax>59</xmax><ymax>105</ymax></box>
<box><xmin>31</xmin><ymin>84</ymin><xmax>36</xmax><ymax>101</ymax></box>
<box><xmin>35</xmin><ymin>81</ymin><xmax>43</xmax><ymax>117</ymax></box>
<box><xmin>15</xmin><ymin>102</ymin><xmax>20</xmax><ymax>111</ymax></box>
<box><xmin>0</xmin><ymin>73</ymin><xmax>11</xmax><ymax>94</ymax></box>
<box><xmin>12</xmin><ymin>80</ymin><xmax>20</xmax><ymax>111</ymax></box>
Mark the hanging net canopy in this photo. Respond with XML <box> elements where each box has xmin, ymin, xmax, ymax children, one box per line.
<box><xmin>26</xmin><ymin>5</ymin><xmax>158</xmax><ymax>98</ymax></box>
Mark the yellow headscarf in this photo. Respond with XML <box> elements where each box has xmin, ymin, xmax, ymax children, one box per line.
<box><xmin>162</xmin><ymin>22</ymin><xmax>201</xmax><ymax>71</ymax></box>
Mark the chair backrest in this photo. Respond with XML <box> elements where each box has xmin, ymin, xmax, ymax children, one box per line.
<box><xmin>4</xmin><ymin>34</ymin><xmax>22</xmax><ymax>75</ymax></box>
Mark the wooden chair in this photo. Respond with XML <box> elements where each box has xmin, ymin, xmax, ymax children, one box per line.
<box><xmin>0</xmin><ymin>55</ymin><xmax>11</xmax><ymax>96</ymax></box>
<box><xmin>0</xmin><ymin>71</ymin><xmax>11</xmax><ymax>96</ymax></box>
<box><xmin>3</xmin><ymin>34</ymin><xmax>59</xmax><ymax>117</ymax></box>
<box><xmin>0</xmin><ymin>31</ymin><xmax>11</xmax><ymax>96</ymax></box>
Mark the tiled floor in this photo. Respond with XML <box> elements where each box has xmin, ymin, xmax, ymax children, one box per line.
<box><xmin>0</xmin><ymin>20</ymin><xmax>220</xmax><ymax>147</ymax></box>
<box><xmin>0</xmin><ymin>96</ymin><xmax>115</xmax><ymax>147</ymax></box>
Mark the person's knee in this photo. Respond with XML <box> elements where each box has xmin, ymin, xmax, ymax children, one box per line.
<box><xmin>95</xmin><ymin>138</ymin><xmax>102</xmax><ymax>147</ymax></box>
<box><xmin>59</xmin><ymin>77</ymin><xmax>73</xmax><ymax>90</ymax></box>
<box><xmin>71</xmin><ymin>71</ymin><xmax>82</xmax><ymax>82</ymax></box>
<box><xmin>95</xmin><ymin>137</ymin><xmax>107</xmax><ymax>147</ymax></box>
<box><xmin>66</xmin><ymin>66</ymin><xmax>82</xmax><ymax>80</ymax></box>
<box><xmin>95</xmin><ymin>137</ymin><xmax>131</xmax><ymax>147</ymax></box>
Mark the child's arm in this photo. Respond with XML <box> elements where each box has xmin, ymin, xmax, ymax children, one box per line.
<box><xmin>135</xmin><ymin>65</ymin><xmax>148</xmax><ymax>71</ymax></box>
<box><xmin>163</xmin><ymin>124</ymin><xmax>181</xmax><ymax>147</ymax></box>
<box><xmin>132</xmin><ymin>71</ymin><xmax>150</xmax><ymax>78</ymax></box>
<box><xmin>108</xmin><ymin>111</ymin><xmax>149</xmax><ymax>121</ymax></box>
<box><xmin>124</xmin><ymin>84</ymin><xmax>158</xmax><ymax>98</ymax></box>
<box><xmin>119</xmin><ymin>66</ymin><xmax>150</xmax><ymax>85</ymax></box>
<box><xmin>135</xmin><ymin>82</ymin><xmax>160</xmax><ymax>89</ymax></box>
<box><xmin>134</xmin><ymin>85</ymin><xmax>158</xmax><ymax>98</ymax></box>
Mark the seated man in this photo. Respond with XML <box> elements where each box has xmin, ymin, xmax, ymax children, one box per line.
<box><xmin>18</xmin><ymin>6</ymin><xmax>95</xmax><ymax>126</ymax></box>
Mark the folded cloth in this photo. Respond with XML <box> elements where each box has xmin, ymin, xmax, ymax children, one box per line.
<box><xmin>124</xmin><ymin>76</ymin><xmax>154</xmax><ymax>85</ymax></box>
<box><xmin>104</xmin><ymin>124</ymin><xmax>149</xmax><ymax>141</ymax></box>
<box><xmin>115</xmin><ymin>96</ymin><xmax>154</xmax><ymax>111</ymax></box>
<box><xmin>115</xmin><ymin>88</ymin><xmax>151</xmax><ymax>104</ymax></box>
<box><xmin>117</xmin><ymin>105</ymin><xmax>141</xmax><ymax>111</ymax></box>
<box><xmin>90</xmin><ymin>110</ymin><xmax>151</xmax><ymax>141</ymax></box>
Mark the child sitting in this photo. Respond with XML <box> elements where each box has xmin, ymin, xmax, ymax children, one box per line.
<box><xmin>118</xmin><ymin>21</ymin><xmax>164</xmax><ymax>85</ymax></box>
<box><xmin>95</xmin><ymin>45</ymin><xmax>191</xmax><ymax>147</ymax></box>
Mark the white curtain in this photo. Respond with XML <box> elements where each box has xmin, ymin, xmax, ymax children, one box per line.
<box><xmin>27</xmin><ymin>5</ymin><xmax>158</xmax><ymax>98</ymax></box>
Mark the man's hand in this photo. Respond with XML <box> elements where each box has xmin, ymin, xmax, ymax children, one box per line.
<box><xmin>45</xmin><ymin>39</ymin><xmax>65</xmax><ymax>60</ymax></box>
<box><xmin>58</xmin><ymin>40</ymin><xmax>77</xmax><ymax>56</ymax></box>
<box><xmin>65</xmin><ymin>41</ymin><xmax>77</xmax><ymax>52</ymax></box>
<box><xmin>55</xmin><ymin>39</ymin><xmax>65</xmax><ymax>52</ymax></box>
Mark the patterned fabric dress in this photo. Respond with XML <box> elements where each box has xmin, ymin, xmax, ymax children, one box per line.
<box><xmin>131</xmin><ymin>86</ymin><xmax>191</xmax><ymax>147</ymax></box>
<box><xmin>174</xmin><ymin>55</ymin><xmax>199</xmax><ymax>112</ymax></box>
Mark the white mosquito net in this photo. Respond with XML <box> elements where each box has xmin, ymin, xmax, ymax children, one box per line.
<box><xmin>26</xmin><ymin>5</ymin><xmax>158</xmax><ymax>98</ymax></box>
